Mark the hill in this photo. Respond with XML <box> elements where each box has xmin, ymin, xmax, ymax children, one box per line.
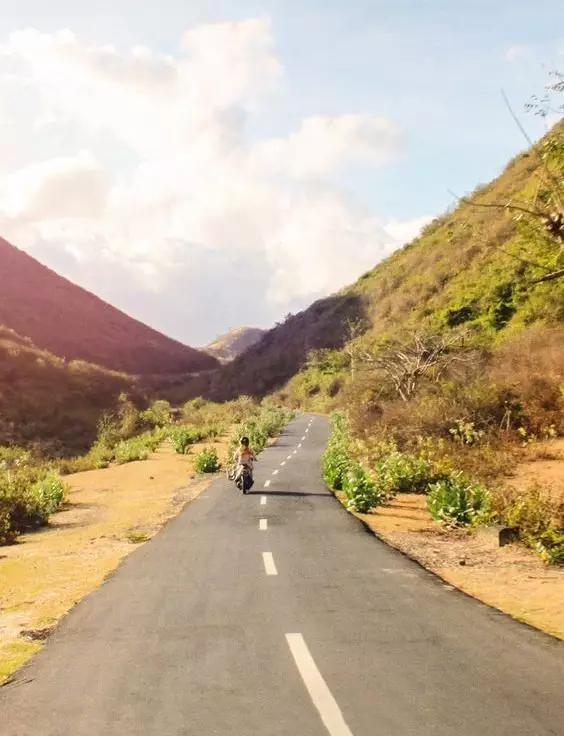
<box><xmin>203</xmin><ymin>121</ymin><xmax>563</xmax><ymax>401</ymax></box>
<box><xmin>0</xmin><ymin>325</ymin><xmax>137</xmax><ymax>453</ymax></box>
<box><xmin>0</xmin><ymin>238</ymin><xmax>218</xmax><ymax>375</ymax></box>
<box><xmin>204</xmin><ymin>327</ymin><xmax>266</xmax><ymax>362</ymax></box>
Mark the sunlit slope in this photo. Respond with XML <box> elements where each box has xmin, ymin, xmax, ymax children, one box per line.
<box><xmin>211</xmin><ymin>122</ymin><xmax>563</xmax><ymax>400</ymax></box>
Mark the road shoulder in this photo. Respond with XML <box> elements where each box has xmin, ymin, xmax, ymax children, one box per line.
<box><xmin>0</xmin><ymin>442</ymin><xmax>216</xmax><ymax>684</ymax></box>
<box><xmin>336</xmin><ymin>491</ymin><xmax>564</xmax><ymax>640</ymax></box>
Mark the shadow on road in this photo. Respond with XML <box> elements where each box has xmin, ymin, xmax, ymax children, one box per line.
<box><xmin>248</xmin><ymin>491</ymin><xmax>331</xmax><ymax>498</ymax></box>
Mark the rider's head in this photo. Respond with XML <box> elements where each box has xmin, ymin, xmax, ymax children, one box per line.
<box><xmin>240</xmin><ymin>436</ymin><xmax>250</xmax><ymax>447</ymax></box>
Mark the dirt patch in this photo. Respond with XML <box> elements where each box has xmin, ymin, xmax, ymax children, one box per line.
<box><xmin>340</xmin><ymin>487</ymin><xmax>564</xmax><ymax>640</ymax></box>
<box><xmin>342</xmin><ymin>440</ymin><xmax>564</xmax><ymax>639</ymax></box>
<box><xmin>0</xmin><ymin>438</ymin><xmax>226</xmax><ymax>684</ymax></box>
<box><xmin>508</xmin><ymin>438</ymin><xmax>564</xmax><ymax>502</ymax></box>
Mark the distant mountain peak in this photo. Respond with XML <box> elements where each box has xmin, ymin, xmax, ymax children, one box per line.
<box><xmin>204</xmin><ymin>326</ymin><xmax>266</xmax><ymax>362</ymax></box>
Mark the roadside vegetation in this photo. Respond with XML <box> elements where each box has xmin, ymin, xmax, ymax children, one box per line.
<box><xmin>0</xmin><ymin>394</ymin><xmax>293</xmax><ymax>545</ymax></box>
<box><xmin>316</xmin><ymin>120</ymin><xmax>564</xmax><ymax>565</ymax></box>
<box><xmin>324</xmin><ymin>401</ymin><xmax>563</xmax><ymax>564</ymax></box>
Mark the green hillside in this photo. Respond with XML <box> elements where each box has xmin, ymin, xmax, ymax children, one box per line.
<box><xmin>210</xmin><ymin>121</ymin><xmax>563</xmax><ymax>404</ymax></box>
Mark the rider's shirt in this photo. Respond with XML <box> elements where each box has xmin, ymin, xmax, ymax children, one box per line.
<box><xmin>235</xmin><ymin>447</ymin><xmax>256</xmax><ymax>468</ymax></box>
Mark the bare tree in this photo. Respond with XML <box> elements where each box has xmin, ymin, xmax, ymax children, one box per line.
<box><xmin>342</xmin><ymin>318</ymin><xmax>367</xmax><ymax>379</ymax></box>
<box><xmin>358</xmin><ymin>331</ymin><xmax>474</xmax><ymax>402</ymax></box>
<box><xmin>452</xmin><ymin>79</ymin><xmax>564</xmax><ymax>282</ymax></box>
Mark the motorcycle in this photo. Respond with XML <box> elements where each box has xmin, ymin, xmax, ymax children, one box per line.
<box><xmin>228</xmin><ymin>462</ymin><xmax>255</xmax><ymax>494</ymax></box>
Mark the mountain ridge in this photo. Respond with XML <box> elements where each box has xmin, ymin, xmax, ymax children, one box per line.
<box><xmin>0</xmin><ymin>238</ymin><xmax>218</xmax><ymax>375</ymax></box>
<box><xmin>195</xmin><ymin>120</ymin><xmax>563</xmax><ymax>401</ymax></box>
<box><xmin>204</xmin><ymin>326</ymin><xmax>266</xmax><ymax>362</ymax></box>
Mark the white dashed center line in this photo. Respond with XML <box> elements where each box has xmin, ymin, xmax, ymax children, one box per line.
<box><xmin>273</xmin><ymin>469</ymin><xmax>279</xmax><ymax>475</ymax></box>
<box><xmin>285</xmin><ymin>634</ymin><xmax>353</xmax><ymax>736</ymax></box>
<box><xmin>293</xmin><ymin>450</ymin><xmax>298</xmax><ymax>455</ymax></box>
<box><xmin>298</xmin><ymin>443</ymin><xmax>302</xmax><ymax>448</ymax></box>
<box><xmin>260</xmin><ymin>496</ymin><xmax>267</xmax><ymax>505</ymax></box>
<box><xmin>259</xmin><ymin>518</ymin><xmax>268</xmax><ymax>531</ymax></box>
<box><xmin>301</xmin><ymin>435</ymin><xmax>306</xmax><ymax>441</ymax></box>
<box><xmin>281</xmin><ymin>461</ymin><xmax>286</xmax><ymax>466</ymax></box>
<box><xmin>264</xmin><ymin>480</ymin><xmax>271</xmax><ymax>489</ymax></box>
<box><xmin>262</xmin><ymin>552</ymin><xmax>278</xmax><ymax>575</ymax></box>
<box><xmin>287</xmin><ymin>455</ymin><xmax>292</xmax><ymax>460</ymax></box>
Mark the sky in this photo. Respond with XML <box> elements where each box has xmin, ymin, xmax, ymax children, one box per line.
<box><xmin>0</xmin><ymin>1</ymin><xmax>562</xmax><ymax>345</ymax></box>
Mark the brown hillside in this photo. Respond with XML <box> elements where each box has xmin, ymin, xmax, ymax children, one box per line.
<box><xmin>204</xmin><ymin>327</ymin><xmax>266</xmax><ymax>362</ymax></box>
<box><xmin>199</xmin><ymin>122</ymin><xmax>563</xmax><ymax>401</ymax></box>
<box><xmin>204</xmin><ymin>292</ymin><xmax>364</xmax><ymax>398</ymax></box>
<box><xmin>0</xmin><ymin>325</ymin><xmax>138</xmax><ymax>453</ymax></box>
<box><xmin>0</xmin><ymin>238</ymin><xmax>218</xmax><ymax>375</ymax></box>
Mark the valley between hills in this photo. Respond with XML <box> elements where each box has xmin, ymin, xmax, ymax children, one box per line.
<box><xmin>1</xmin><ymin>121</ymin><xmax>563</xmax><ymax>701</ymax></box>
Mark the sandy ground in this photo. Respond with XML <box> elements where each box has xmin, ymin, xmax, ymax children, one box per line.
<box><xmin>0</xmin><ymin>439</ymin><xmax>225</xmax><ymax>684</ymax></box>
<box><xmin>340</xmin><ymin>439</ymin><xmax>564</xmax><ymax>641</ymax></box>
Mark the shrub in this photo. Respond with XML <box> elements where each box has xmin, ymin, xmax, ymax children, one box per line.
<box><xmin>449</xmin><ymin>419</ymin><xmax>485</xmax><ymax>445</ymax></box>
<box><xmin>374</xmin><ymin>451</ymin><xmax>438</xmax><ymax>494</ymax></box>
<box><xmin>322</xmin><ymin>413</ymin><xmax>350</xmax><ymax>491</ymax></box>
<box><xmin>169</xmin><ymin>426</ymin><xmax>205</xmax><ymax>454</ymax></box>
<box><xmin>342</xmin><ymin>462</ymin><xmax>386</xmax><ymax>513</ymax></box>
<box><xmin>534</xmin><ymin>530</ymin><xmax>564</xmax><ymax>565</ymax></box>
<box><xmin>193</xmin><ymin>447</ymin><xmax>220</xmax><ymax>473</ymax></box>
<box><xmin>427</xmin><ymin>474</ymin><xmax>492</xmax><ymax>527</ymax></box>
<box><xmin>0</xmin><ymin>467</ymin><xmax>66</xmax><ymax>544</ymax></box>
<box><xmin>95</xmin><ymin>414</ymin><xmax>121</xmax><ymax>448</ymax></box>
<box><xmin>140</xmin><ymin>400</ymin><xmax>172</xmax><ymax>428</ymax></box>
<box><xmin>115</xmin><ymin>393</ymin><xmax>142</xmax><ymax>438</ymax></box>
<box><xmin>230</xmin><ymin>406</ymin><xmax>293</xmax><ymax>458</ymax></box>
<box><xmin>89</xmin><ymin>441</ymin><xmax>115</xmax><ymax>469</ymax></box>
<box><xmin>496</xmin><ymin>484</ymin><xmax>555</xmax><ymax>540</ymax></box>
<box><xmin>32</xmin><ymin>473</ymin><xmax>67</xmax><ymax>513</ymax></box>
<box><xmin>491</xmin><ymin>484</ymin><xmax>564</xmax><ymax>564</ymax></box>
<box><xmin>0</xmin><ymin>446</ymin><xmax>32</xmax><ymax>470</ymax></box>
<box><xmin>114</xmin><ymin>438</ymin><xmax>150</xmax><ymax>465</ymax></box>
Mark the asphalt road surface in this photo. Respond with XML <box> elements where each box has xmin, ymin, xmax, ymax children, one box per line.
<box><xmin>1</xmin><ymin>414</ymin><xmax>563</xmax><ymax>736</ymax></box>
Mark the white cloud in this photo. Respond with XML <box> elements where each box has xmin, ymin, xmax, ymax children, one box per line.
<box><xmin>0</xmin><ymin>21</ymin><xmax>415</xmax><ymax>344</ymax></box>
<box><xmin>0</xmin><ymin>152</ymin><xmax>109</xmax><ymax>220</ymax></box>
<box><xmin>256</xmin><ymin>114</ymin><xmax>401</xmax><ymax>179</ymax></box>
<box><xmin>383</xmin><ymin>215</ymin><xmax>433</xmax><ymax>244</ymax></box>
<box><xmin>504</xmin><ymin>44</ymin><xmax>532</xmax><ymax>63</ymax></box>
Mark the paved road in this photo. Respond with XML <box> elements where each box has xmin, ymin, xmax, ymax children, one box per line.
<box><xmin>2</xmin><ymin>414</ymin><xmax>563</xmax><ymax>735</ymax></box>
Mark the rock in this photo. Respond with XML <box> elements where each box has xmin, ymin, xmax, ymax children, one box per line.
<box><xmin>476</xmin><ymin>525</ymin><xmax>520</xmax><ymax>548</ymax></box>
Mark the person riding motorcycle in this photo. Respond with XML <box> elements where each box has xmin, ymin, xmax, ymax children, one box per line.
<box><xmin>233</xmin><ymin>436</ymin><xmax>257</xmax><ymax>492</ymax></box>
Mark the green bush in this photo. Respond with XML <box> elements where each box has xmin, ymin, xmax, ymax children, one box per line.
<box><xmin>169</xmin><ymin>426</ymin><xmax>204</xmax><ymax>454</ymax></box>
<box><xmin>374</xmin><ymin>451</ymin><xmax>438</xmax><ymax>494</ymax></box>
<box><xmin>114</xmin><ymin>437</ymin><xmax>150</xmax><ymax>465</ymax></box>
<box><xmin>0</xmin><ymin>467</ymin><xmax>67</xmax><ymax>545</ymax></box>
<box><xmin>322</xmin><ymin>413</ymin><xmax>350</xmax><ymax>491</ymax></box>
<box><xmin>492</xmin><ymin>484</ymin><xmax>563</xmax><ymax>564</ymax></box>
<box><xmin>60</xmin><ymin>427</ymin><xmax>167</xmax><ymax>473</ymax></box>
<box><xmin>230</xmin><ymin>406</ymin><xmax>293</xmax><ymax>458</ymax></box>
<box><xmin>88</xmin><ymin>441</ymin><xmax>115</xmax><ymax>469</ymax></box>
<box><xmin>499</xmin><ymin>484</ymin><xmax>555</xmax><ymax>540</ymax></box>
<box><xmin>193</xmin><ymin>447</ymin><xmax>220</xmax><ymax>473</ymax></box>
<box><xmin>534</xmin><ymin>530</ymin><xmax>564</xmax><ymax>565</ymax></box>
<box><xmin>427</xmin><ymin>474</ymin><xmax>491</xmax><ymax>527</ymax></box>
<box><xmin>342</xmin><ymin>462</ymin><xmax>386</xmax><ymax>513</ymax></box>
<box><xmin>140</xmin><ymin>400</ymin><xmax>172</xmax><ymax>428</ymax></box>
<box><xmin>0</xmin><ymin>446</ymin><xmax>32</xmax><ymax>470</ymax></box>
<box><xmin>32</xmin><ymin>473</ymin><xmax>67</xmax><ymax>513</ymax></box>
